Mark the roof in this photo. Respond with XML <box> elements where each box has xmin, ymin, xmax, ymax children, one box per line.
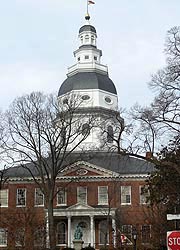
<box><xmin>5</xmin><ymin>152</ymin><xmax>154</xmax><ymax>179</ymax></box>
<box><xmin>79</xmin><ymin>25</ymin><xmax>96</xmax><ymax>34</ymax></box>
<box><xmin>58</xmin><ymin>72</ymin><xmax>117</xmax><ymax>96</ymax></box>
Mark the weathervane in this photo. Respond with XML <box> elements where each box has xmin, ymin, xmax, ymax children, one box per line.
<box><xmin>86</xmin><ymin>0</ymin><xmax>95</xmax><ymax>20</ymax></box>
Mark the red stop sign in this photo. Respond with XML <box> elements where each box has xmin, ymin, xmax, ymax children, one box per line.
<box><xmin>167</xmin><ymin>231</ymin><xmax>180</xmax><ymax>250</ymax></box>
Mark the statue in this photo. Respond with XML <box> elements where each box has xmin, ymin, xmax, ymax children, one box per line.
<box><xmin>74</xmin><ymin>224</ymin><xmax>83</xmax><ymax>240</ymax></box>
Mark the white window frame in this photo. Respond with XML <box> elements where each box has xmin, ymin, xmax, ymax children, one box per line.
<box><xmin>0</xmin><ymin>189</ymin><xmax>8</xmax><ymax>207</ymax></box>
<box><xmin>35</xmin><ymin>188</ymin><xmax>44</xmax><ymax>207</ymax></box>
<box><xmin>57</xmin><ymin>188</ymin><xmax>67</xmax><ymax>206</ymax></box>
<box><xmin>121</xmin><ymin>186</ymin><xmax>131</xmax><ymax>205</ymax></box>
<box><xmin>77</xmin><ymin>186</ymin><xmax>87</xmax><ymax>204</ymax></box>
<box><xmin>0</xmin><ymin>228</ymin><xmax>7</xmax><ymax>247</ymax></box>
<box><xmin>16</xmin><ymin>188</ymin><xmax>26</xmax><ymax>207</ymax></box>
<box><xmin>98</xmin><ymin>186</ymin><xmax>108</xmax><ymax>205</ymax></box>
<box><xmin>139</xmin><ymin>185</ymin><xmax>150</xmax><ymax>205</ymax></box>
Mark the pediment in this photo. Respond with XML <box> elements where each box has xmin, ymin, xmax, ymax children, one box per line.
<box><xmin>66</xmin><ymin>203</ymin><xmax>94</xmax><ymax>211</ymax></box>
<box><xmin>61</xmin><ymin>161</ymin><xmax>119</xmax><ymax>178</ymax></box>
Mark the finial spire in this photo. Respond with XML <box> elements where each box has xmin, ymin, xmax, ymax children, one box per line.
<box><xmin>86</xmin><ymin>0</ymin><xmax>95</xmax><ymax>20</ymax></box>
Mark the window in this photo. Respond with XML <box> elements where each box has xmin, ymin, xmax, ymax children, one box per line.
<box><xmin>91</xmin><ymin>35</ymin><xmax>95</xmax><ymax>44</ymax></box>
<box><xmin>57</xmin><ymin>188</ymin><xmax>66</xmax><ymax>205</ymax></box>
<box><xmin>140</xmin><ymin>186</ymin><xmax>150</xmax><ymax>204</ymax></box>
<box><xmin>82</xmin><ymin>123</ymin><xmax>90</xmax><ymax>136</ymax></box>
<box><xmin>78</xmin><ymin>57</ymin><xmax>80</xmax><ymax>61</ymax></box>
<box><xmin>80</xmin><ymin>36</ymin><xmax>83</xmax><ymax>44</ymax></box>
<box><xmin>98</xmin><ymin>186</ymin><xmax>108</xmax><ymax>205</ymax></box>
<box><xmin>15</xmin><ymin>228</ymin><xmax>25</xmax><ymax>247</ymax></box>
<box><xmin>0</xmin><ymin>189</ymin><xmax>8</xmax><ymax>207</ymax></box>
<box><xmin>82</xmin><ymin>94</ymin><xmax>90</xmax><ymax>101</ymax></box>
<box><xmin>85</xmin><ymin>55</ymin><xmax>89</xmax><ymax>60</ymax></box>
<box><xmin>121</xmin><ymin>225</ymin><xmax>132</xmax><ymax>241</ymax></box>
<box><xmin>77</xmin><ymin>186</ymin><xmax>87</xmax><ymax>204</ymax></box>
<box><xmin>107</xmin><ymin>126</ymin><xmax>113</xmax><ymax>143</ymax></box>
<box><xmin>85</xmin><ymin>35</ymin><xmax>89</xmax><ymax>43</ymax></box>
<box><xmin>57</xmin><ymin>222</ymin><xmax>66</xmax><ymax>245</ymax></box>
<box><xmin>16</xmin><ymin>188</ymin><xmax>26</xmax><ymax>207</ymax></box>
<box><xmin>99</xmin><ymin>220</ymin><xmax>109</xmax><ymax>244</ymax></box>
<box><xmin>34</xmin><ymin>227</ymin><xmax>46</xmax><ymax>247</ymax></box>
<box><xmin>35</xmin><ymin>188</ymin><xmax>44</xmax><ymax>206</ymax></box>
<box><xmin>141</xmin><ymin>225</ymin><xmax>151</xmax><ymax>244</ymax></box>
<box><xmin>0</xmin><ymin>228</ymin><xmax>7</xmax><ymax>247</ymax></box>
<box><xmin>105</xmin><ymin>96</ymin><xmax>112</xmax><ymax>104</ymax></box>
<box><xmin>94</xmin><ymin>56</ymin><xmax>97</xmax><ymax>60</ymax></box>
<box><xmin>121</xmin><ymin>186</ymin><xmax>131</xmax><ymax>205</ymax></box>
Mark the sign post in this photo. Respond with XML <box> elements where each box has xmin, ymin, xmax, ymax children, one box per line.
<box><xmin>167</xmin><ymin>231</ymin><xmax>180</xmax><ymax>250</ymax></box>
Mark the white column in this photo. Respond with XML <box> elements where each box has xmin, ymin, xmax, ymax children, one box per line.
<box><xmin>46</xmin><ymin>214</ymin><xmax>50</xmax><ymax>249</ymax></box>
<box><xmin>68</xmin><ymin>216</ymin><xmax>72</xmax><ymax>247</ymax></box>
<box><xmin>112</xmin><ymin>218</ymin><xmax>116</xmax><ymax>247</ymax></box>
<box><xmin>90</xmin><ymin>215</ymin><xmax>94</xmax><ymax>247</ymax></box>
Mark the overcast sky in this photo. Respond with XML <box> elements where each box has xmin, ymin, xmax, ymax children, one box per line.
<box><xmin>0</xmin><ymin>0</ymin><xmax>180</xmax><ymax>111</ymax></box>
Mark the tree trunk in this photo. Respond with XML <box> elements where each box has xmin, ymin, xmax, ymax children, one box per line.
<box><xmin>48</xmin><ymin>199</ymin><xmax>56</xmax><ymax>250</ymax></box>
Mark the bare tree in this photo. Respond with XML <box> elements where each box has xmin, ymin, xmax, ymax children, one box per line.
<box><xmin>4</xmin><ymin>91</ymin><xmax>94</xmax><ymax>250</ymax></box>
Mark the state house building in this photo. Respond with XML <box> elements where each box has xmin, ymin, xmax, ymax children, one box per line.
<box><xmin>0</xmin><ymin>13</ymin><xmax>161</xmax><ymax>250</ymax></box>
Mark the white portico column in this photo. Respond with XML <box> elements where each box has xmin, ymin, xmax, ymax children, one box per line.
<box><xmin>46</xmin><ymin>214</ymin><xmax>50</xmax><ymax>249</ymax></box>
<box><xmin>68</xmin><ymin>216</ymin><xmax>72</xmax><ymax>247</ymax></box>
<box><xmin>112</xmin><ymin>218</ymin><xmax>116</xmax><ymax>247</ymax></box>
<box><xmin>90</xmin><ymin>215</ymin><xmax>94</xmax><ymax>247</ymax></box>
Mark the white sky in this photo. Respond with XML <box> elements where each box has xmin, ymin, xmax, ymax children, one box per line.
<box><xmin>0</xmin><ymin>0</ymin><xmax>180</xmax><ymax>111</ymax></box>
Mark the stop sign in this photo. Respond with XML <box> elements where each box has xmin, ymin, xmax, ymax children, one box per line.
<box><xmin>167</xmin><ymin>231</ymin><xmax>180</xmax><ymax>250</ymax></box>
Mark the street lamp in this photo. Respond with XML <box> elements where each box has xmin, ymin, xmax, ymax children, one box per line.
<box><xmin>132</xmin><ymin>227</ymin><xmax>137</xmax><ymax>250</ymax></box>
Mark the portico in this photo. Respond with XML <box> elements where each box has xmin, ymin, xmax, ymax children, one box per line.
<box><xmin>52</xmin><ymin>204</ymin><xmax>116</xmax><ymax>248</ymax></box>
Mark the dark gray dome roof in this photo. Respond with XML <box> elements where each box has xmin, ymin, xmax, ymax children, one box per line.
<box><xmin>58</xmin><ymin>72</ymin><xmax>117</xmax><ymax>96</ymax></box>
<box><xmin>79</xmin><ymin>25</ymin><xmax>96</xmax><ymax>34</ymax></box>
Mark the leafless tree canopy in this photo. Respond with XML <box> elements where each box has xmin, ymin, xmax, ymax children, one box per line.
<box><xmin>3</xmin><ymin>91</ymin><xmax>94</xmax><ymax>250</ymax></box>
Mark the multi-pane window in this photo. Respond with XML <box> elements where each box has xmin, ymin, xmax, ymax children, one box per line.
<box><xmin>57</xmin><ymin>188</ymin><xmax>66</xmax><ymax>205</ymax></box>
<box><xmin>99</xmin><ymin>220</ymin><xmax>109</xmax><ymax>244</ymax></box>
<box><xmin>0</xmin><ymin>189</ymin><xmax>8</xmax><ymax>207</ymax></box>
<box><xmin>121</xmin><ymin>186</ymin><xmax>131</xmax><ymax>205</ymax></box>
<box><xmin>16</xmin><ymin>188</ymin><xmax>26</xmax><ymax>207</ymax></box>
<box><xmin>98</xmin><ymin>186</ymin><xmax>108</xmax><ymax>205</ymax></box>
<box><xmin>139</xmin><ymin>186</ymin><xmax>150</xmax><ymax>204</ymax></box>
<box><xmin>0</xmin><ymin>228</ymin><xmax>7</xmax><ymax>247</ymax></box>
<box><xmin>141</xmin><ymin>225</ymin><xmax>151</xmax><ymax>243</ymax></box>
<box><xmin>77</xmin><ymin>186</ymin><xmax>87</xmax><ymax>204</ymax></box>
<box><xmin>34</xmin><ymin>227</ymin><xmax>46</xmax><ymax>247</ymax></box>
<box><xmin>121</xmin><ymin>225</ymin><xmax>132</xmax><ymax>241</ymax></box>
<box><xmin>57</xmin><ymin>222</ymin><xmax>66</xmax><ymax>245</ymax></box>
<box><xmin>15</xmin><ymin>228</ymin><xmax>25</xmax><ymax>247</ymax></box>
<box><xmin>35</xmin><ymin>188</ymin><xmax>44</xmax><ymax>206</ymax></box>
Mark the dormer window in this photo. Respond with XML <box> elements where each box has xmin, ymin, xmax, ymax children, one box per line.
<box><xmin>85</xmin><ymin>35</ymin><xmax>89</xmax><ymax>43</ymax></box>
<box><xmin>85</xmin><ymin>55</ymin><xmax>89</xmax><ymax>60</ymax></box>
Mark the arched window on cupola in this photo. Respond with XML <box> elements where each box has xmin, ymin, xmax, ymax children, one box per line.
<box><xmin>80</xmin><ymin>36</ymin><xmax>83</xmax><ymax>44</ymax></box>
<box><xmin>107</xmin><ymin>125</ymin><xmax>113</xmax><ymax>143</ymax></box>
<box><xmin>85</xmin><ymin>35</ymin><xmax>89</xmax><ymax>43</ymax></box>
<box><xmin>57</xmin><ymin>222</ymin><xmax>66</xmax><ymax>245</ymax></box>
<box><xmin>91</xmin><ymin>35</ymin><xmax>95</xmax><ymax>45</ymax></box>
